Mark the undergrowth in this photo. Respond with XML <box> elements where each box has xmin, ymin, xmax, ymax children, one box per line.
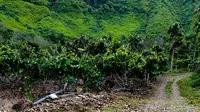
<box><xmin>178</xmin><ymin>76</ymin><xmax>200</xmax><ymax>106</ymax></box>
<box><xmin>165</xmin><ymin>79</ymin><xmax>175</xmax><ymax>98</ymax></box>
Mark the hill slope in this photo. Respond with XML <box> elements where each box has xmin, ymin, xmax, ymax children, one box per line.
<box><xmin>0</xmin><ymin>0</ymin><xmax>198</xmax><ymax>38</ymax></box>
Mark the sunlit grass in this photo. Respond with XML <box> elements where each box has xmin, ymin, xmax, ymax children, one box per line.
<box><xmin>164</xmin><ymin>70</ymin><xmax>192</xmax><ymax>76</ymax></box>
<box><xmin>0</xmin><ymin>0</ymin><xmax>180</xmax><ymax>38</ymax></box>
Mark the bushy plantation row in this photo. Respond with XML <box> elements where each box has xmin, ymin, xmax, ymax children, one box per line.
<box><xmin>0</xmin><ymin>35</ymin><xmax>168</xmax><ymax>92</ymax></box>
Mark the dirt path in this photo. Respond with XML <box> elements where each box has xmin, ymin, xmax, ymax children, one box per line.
<box><xmin>141</xmin><ymin>74</ymin><xmax>196</xmax><ymax>112</ymax></box>
<box><xmin>0</xmin><ymin>74</ymin><xmax>197</xmax><ymax>112</ymax></box>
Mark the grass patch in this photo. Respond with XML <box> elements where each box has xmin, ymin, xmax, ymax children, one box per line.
<box><xmin>100</xmin><ymin>95</ymin><xmax>141</xmax><ymax>112</ymax></box>
<box><xmin>178</xmin><ymin>76</ymin><xmax>200</xmax><ymax>106</ymax></box>
<box><xmin>164</xmin><ymin>72</ymin><xmax>182</xmax><ymax>76</ymax></box>
<box><xmin>165</xmin><ymin>79</ymin><xmax>175</xmax><ymax>98</ymax></box>
<box><xmin>164</xmin><ymin>71</ymin><xmax>192</xmax><ymax>76</ymax></box>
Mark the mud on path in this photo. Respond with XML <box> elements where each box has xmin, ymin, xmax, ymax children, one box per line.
<box><xmin>139</xmin><ymin>74</ymin><xmax>196</xmax><ymax>112</ymax></box>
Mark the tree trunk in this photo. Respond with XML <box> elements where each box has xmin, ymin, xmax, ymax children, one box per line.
<box><xmin>170</xmin><ymin>48</ymin><xmax>175</xmax><ymax>72</ymax></box>
<box><xmin>193</xmin><ymin>34</ymin><xmax>197</xmax><ymax>60</ymax></box>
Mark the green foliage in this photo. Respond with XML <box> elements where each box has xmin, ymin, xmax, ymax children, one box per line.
<box><xmin>102</xmin><ymin>46</ymin><xmax>146</xmax><ymax>77</ymax></box>
<box><xmin>48</xmin><ymin>0</ymin><xmax>86</xmax><ymax>12</ymax></box>
<box><xmin>63</xmin><ymin>76</ymin><xmax>76</xmax><ymax>85</ymax></box>
<box><xmin>0</xmin><ymin>0</ymin><xmax>198</xmax><ymax>38</ymax></box>
<box><xmin>178</xmin><ymin>76</ymin><xmax>200</xmax><ymax>106</ymax></box>
<box><xmin>86</xmin><ymin>0</ymin><xmax>135</xmax><ymax>14</ymax></box>
<box><xmin>20</xmin><ymin>55</ymin><xmax>102</xmax><ymax>90</ymax></box>
<box><xmin>0</xmin><ymin>0</ymin><xmax>200</xmax><ymax>95</ymax></box>
<box><xmin>0</xmin><ymin>25</ymin><xmax>13</xmax><ymax>40</ymax></box>
<box><xmin>191</xmin><ymin>72</ymin><xmax>200</xmax><ymax>87</ymax></box>
<box><xmin>0</xmin><ymin>35</ymin><xmax>169</xmax><ymax>91</ymax></box>
<box><xmin>0</xmin><ymin>0</ymin><xmax>198</xmax><ymax>91</ymax></box>
<box><xmin>142</xmin><ymin>46</ymin><xmax>168</xmax><ymax>76</ymax></box>
<box><xmin>0</xmin><ymin>45</ymin><xmax>21</xmax><ymax>76</ymax></box>
<box><xmin>23</xmin><ymin>0</ymin><xmax>48</xmax><ymax>6</ymax></box>
<box><xmin>165</xmin><ymin>79</ymin><xmax>175</xmax><ymax>98</ymax></box>
<box><xmin>168</xmin><ymin>22</ymin><xmax>184</xmax><ymax>38</ymax></box>
<box><xmin>191</xmin><ymin>78</ymin><xmax>200</xmax><ymax>88</ymax></box>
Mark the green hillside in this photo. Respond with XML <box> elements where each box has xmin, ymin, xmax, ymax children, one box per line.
<box><xmin>2</xmin><ymin>1</ymin><xmax>200</xmax><ymax>111</ymax></box>
<box><xmin>0</xmin><ymin>0</ymin><xmax>198</xmax><ymax>38</ymax></box>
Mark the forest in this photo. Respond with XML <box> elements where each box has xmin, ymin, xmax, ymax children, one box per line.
<box><xmin>0</xmin><ymin>0</ymin><xmax>200</xmax><ymax>111</ymax></box>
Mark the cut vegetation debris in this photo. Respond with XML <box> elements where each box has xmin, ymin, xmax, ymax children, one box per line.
<box><xmin>24</xmin><ymin>92</ymin><xmax>143</xmax><ymax>112</ymax></box>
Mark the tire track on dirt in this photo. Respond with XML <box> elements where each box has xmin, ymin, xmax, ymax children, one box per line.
<box><xmin>142</xmin><ymin>74</ymin><xmax>196</xmax><ymax>112</ymax></box>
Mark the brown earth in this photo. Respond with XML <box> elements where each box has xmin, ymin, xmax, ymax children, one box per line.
<box><xmin>0</xmin><ymin>74</ymin><xmax>197</xmax><ymax>112</ymax></box>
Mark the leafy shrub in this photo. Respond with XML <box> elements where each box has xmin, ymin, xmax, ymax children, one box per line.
<box><xmin>48</xmin><ymin>0</ymin><xmax>86</xmax><ymax>12</ymax></box>
<box><xmin>0</xmin><ymin>46</ymin><xmax>23</xmax><ymax>87</ymax></box>
<box><xmin>0</xmin><ymin>35</ymin><xmax>169</xmax><ymax>91</ymax></box>
<box><xmin>0</xmin><ymin>25</ymin><xmax>13</xmax><ymax>40</ymax></box>
<box><xmin>0</xmin><ymin>46</ymin><xmax>21</xmax><ymax>76</ymax></box>
<box><xmin>78</xmin><ymin>55</ymin><xmax>102</xmax><ymax>90</ymax></box>
<box><xmin>86</xmin><ymin>0</ymin><xmax>133</xmax><ymax>14</ymax></box>
<box><xmin>192</xmin><ymin>78</ymin><xmax>200</xmax><ymax>87</ymax></box>
<box><xmin>23</xmin><ymin>0</ymin><xmax>48</xmax><ymax>6</ymax></box>
<box><xmin>190</xmin><ymin>69</ymin><xmax>200</xmax><ymax>87</ymax></box>
<box><xmin>142</xmin><ymin>46</ymin><xmax>168</xmax><ymax>76</ymax></box>
<box><xmin>102</xmin><ymin>45</ymin><xmax>147</xmax><ymax>86</ymax></box>
<box><xmin>190</xmin><ymin>56</ymin><xmax>200</xmax><ymax>88</ymax></box>
<box><xmin>87</xmin><ymin>39</ymin><xmax>107</xmax><ymax>55</ymax></box>
<box><xmin>21</xmin><ymin>54</ymin><xmax>102</xmax><ymax>91</ymax></box>
<box><xmin>103</xmin><ymin>46</ymin><xmax>131</xmax><ymax>75</ymax></box>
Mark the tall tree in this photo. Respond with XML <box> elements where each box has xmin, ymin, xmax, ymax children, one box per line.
<box><xmin>193</xmin><ymin>5</ymin><xmax>200</xmax><ymax>60</ymax></box>
<box><xmin>168</xmin><ymin>22</ymin><xmax>184</xmax><ymax>72</ymax></box>
<box><xmin>145</xmin><ymin>0</ymin><xmax>152</xmax><ymax>37</ymax></box>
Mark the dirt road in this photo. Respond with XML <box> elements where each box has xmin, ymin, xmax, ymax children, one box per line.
<box><xmin>141</xmin><ymin>74</ymin><xmax>196</xmax><ymax>112</ymax></box>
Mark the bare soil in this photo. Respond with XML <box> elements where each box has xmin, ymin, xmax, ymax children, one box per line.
<box><xmin>137</xmin><ymin>74</ymin><xmax>197</xmax><ymax>112</ymax></box>
<box><xmin>0</xmin><ymin>74</ymin><xmax>197</xmax><ymax>112</ymax></box>
<box><xmin>0</xmin><ymin>88</ymin><xmax>27</xmax><ymax>111</ymax></box>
